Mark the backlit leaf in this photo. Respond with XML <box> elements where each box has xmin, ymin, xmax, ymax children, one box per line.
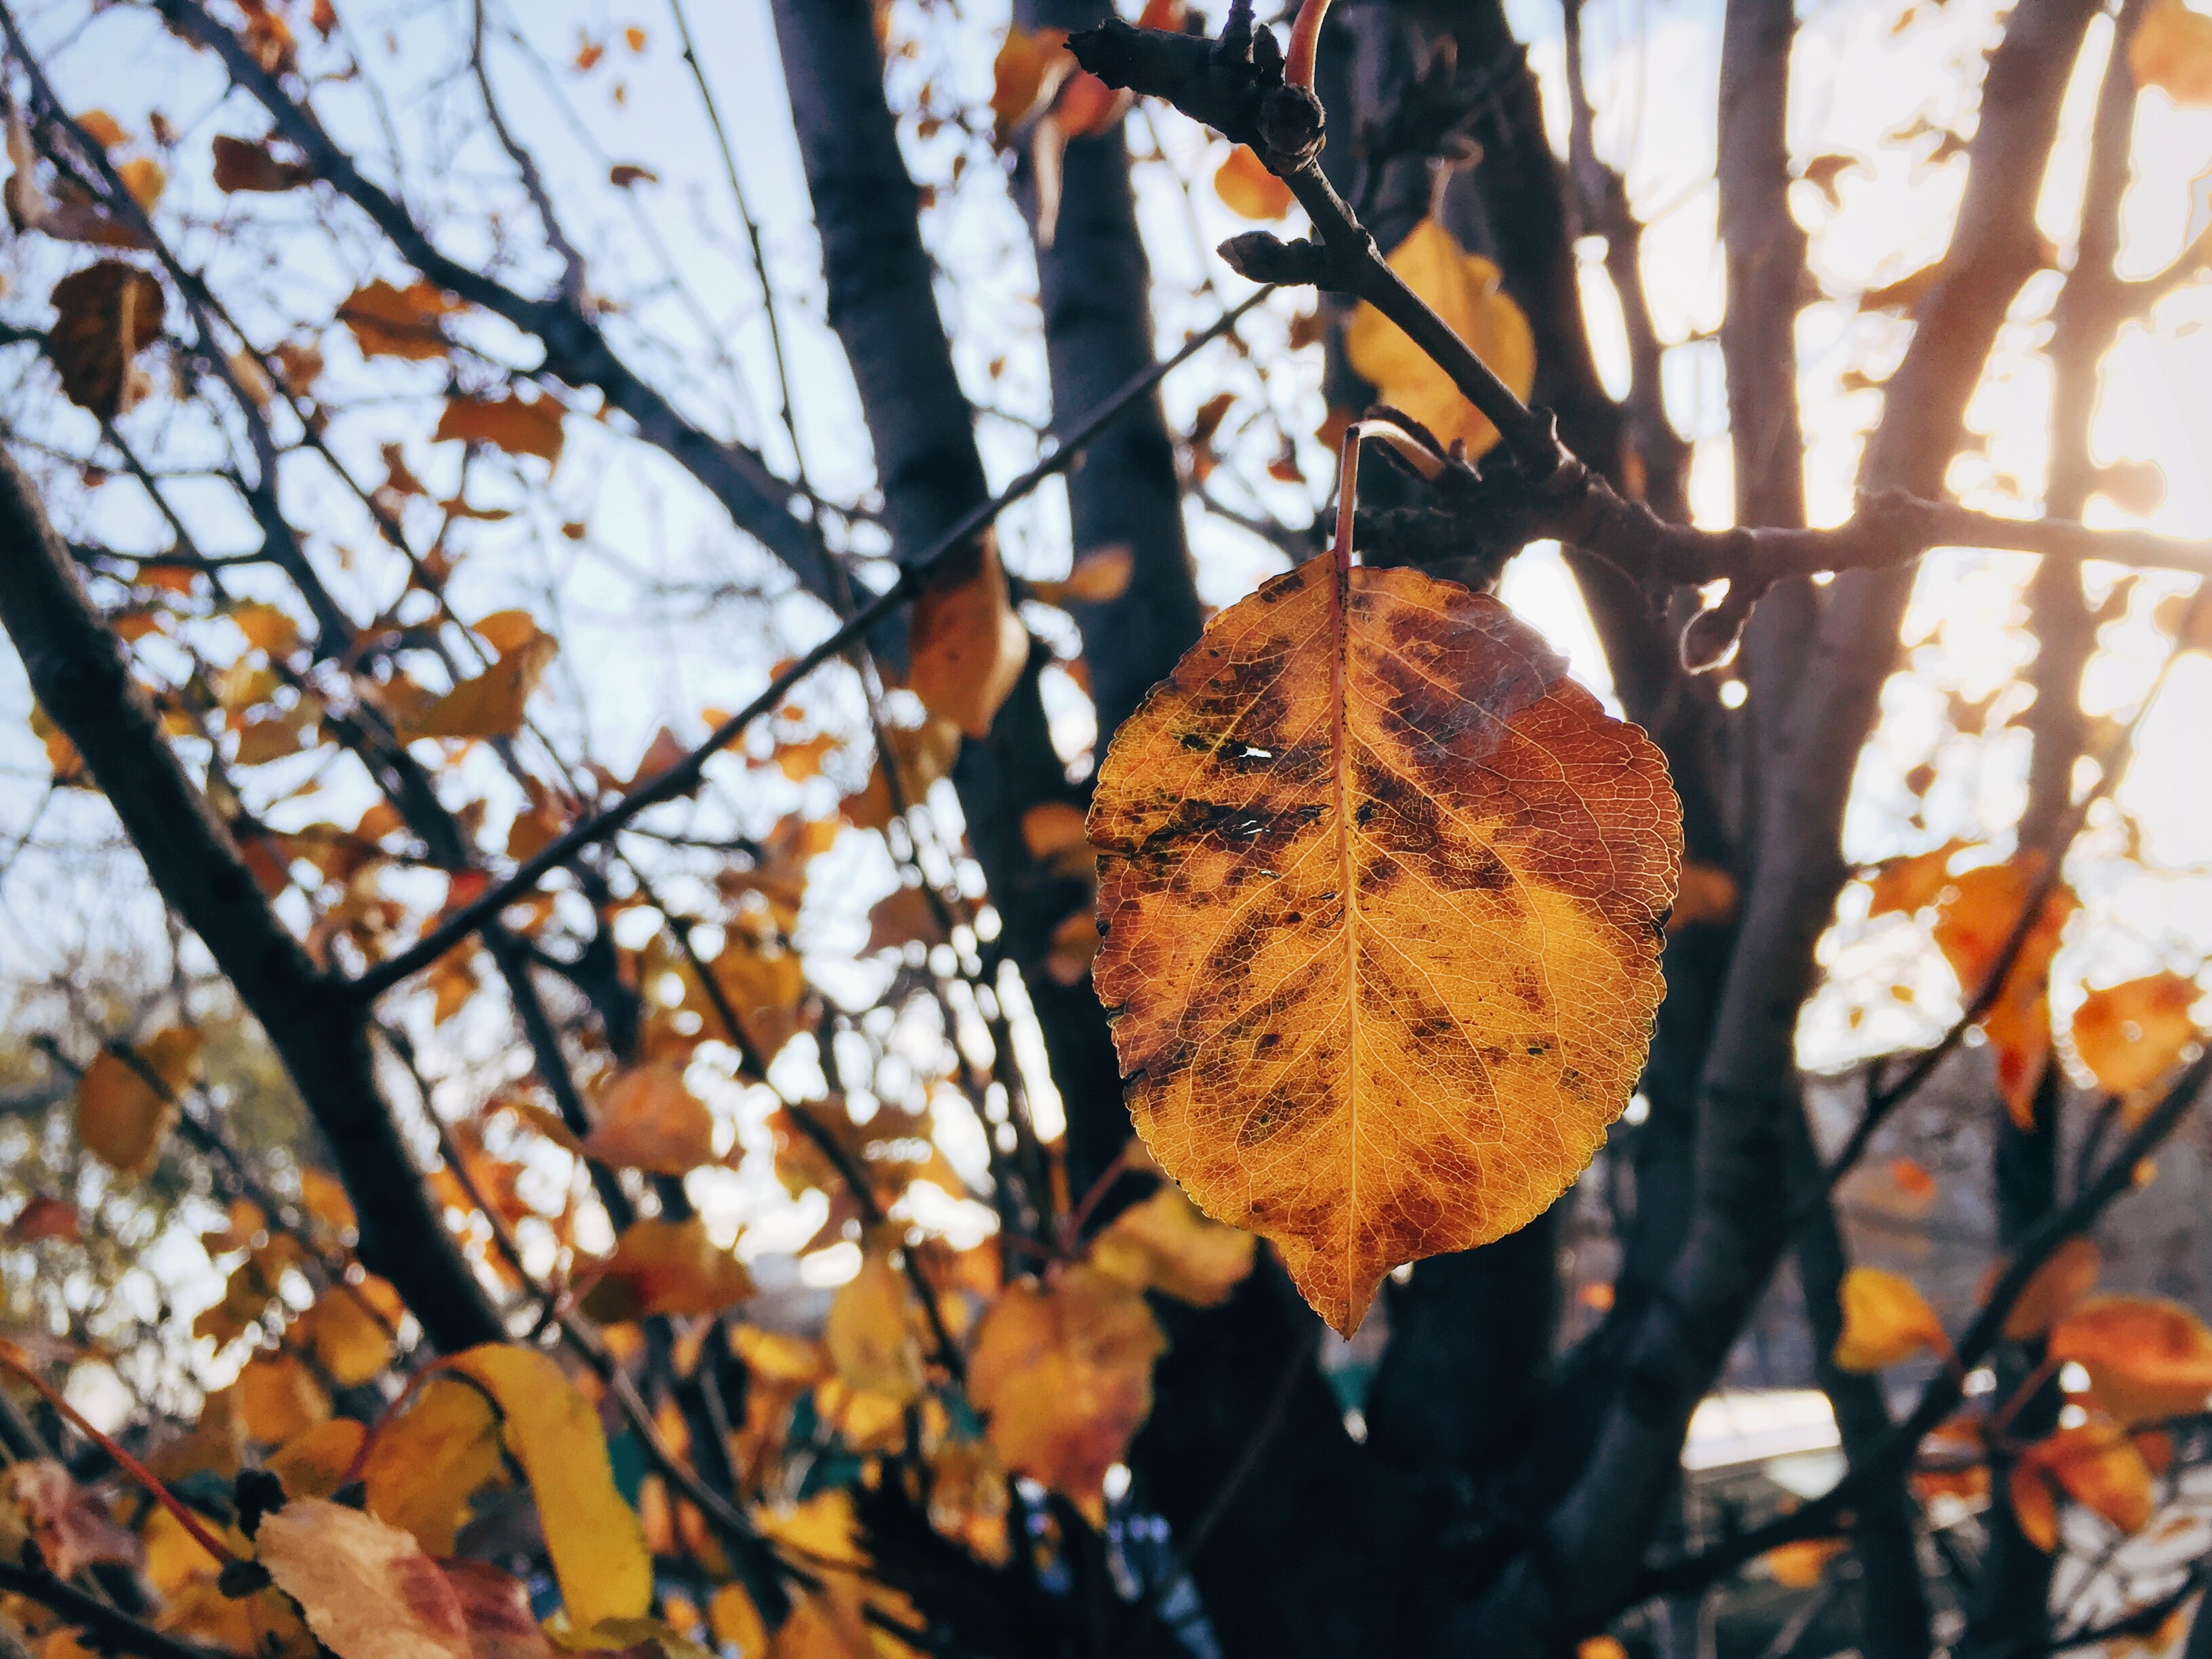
<box><xmin>1089</xmin><ymin>558</ymin><xmax>1679</xmax><ymax>1332</ymax></box>
<box><xmin>2048</xmin><ymin>1297</ymin><xmax>2212</xmax><ymax>1424</ymax></box>
<box><xmin>1866</xmin><ymin>841</ymin><xmax>1967</xmax><ymax>918</ymax></box>
<box><xmin>1087</xmin><ymin>1184</ymin><xmax>1256</xmax><ymax>1307</ymax></box>
<box><xmin>1932</xmin><ymin>857</ymin><xmax>2074</xmax><ymax>1130</ymax></box>
<box><xmin>581</xmin><ymin>1217</ymin><xmax>754</xmax><ymax>1321</ymax></box>
<box><xmin>77</xmin><ymin>1026</ymin><xmax>202</xmax><ymax>1176</ymax></box>
<box><xmin>49</xmin><ymin>260</ymin><xmax>166</xmax><ymax>422</ymax></box>
<box><xmin>2072</xmin><ymin>972</ymin><xmax>2200</xmax><ymax>1096</ymax></box>
<box><xmin>582</xmin><ymin>1061</ymin><xmax>716</xmax><ymax>1174</ymax></box>
<box><xmin>1344</xmin><ymin>221</ymin><xmax>1535</xmax><ymax>461</ymax></box>
<box><xmin>1999</xmin><ymin>1237</ymin><xmax>2101</xmax><ymax>1340</ymax></box>
<box><xmin>238</xmin><ymin>1350</ymin><xmax>330</xmax><ymax>1444</ymax></box>
<box><xmin>448</xmin><ymin>1345</ymin><xmax>652</xmax><ymax>1628</ymax></box>
<box><xmin>1029</xmin><ymin>546</ymin><xmax>1134</xmax><ymax>608</ymax></box>
<box><xmin>1832</xmin><ymin>1267</ymin><xmax>1947</xmax><ymax>1372</ymax></box>
<box><xmin>298</xmin><ymin>1284</ymin><xmax>394</xmax><ymax>1387</ymax></box>
<box><xmin>255</xmin><ymin>1498</ymin><xmax>472</xmax><ymax>1659</ymax></box>
<box><xmin>1761</xmin><ymin>1537</ymin><xmax>1847</xmax><ymax>1589</ymax></box>
<box><xmin>1214</xmin><ymin>145</ymin><xmax>1294</xmax><ymax>221</ymax></box>
<box><xmin>2133</xmin><ymin>0</ymin><xmax>2212</xmax><ymax>105</ymax></box>
<box><xmin>2010</xmin><ymin>1422</ymin><xmax>2154</xmax><ymax>1551</ymax></box>
<box><xmin>909</xmin><ymin>538</ymin><xmax>1028</xmax><ymax>740</ymax></box>
<box><xmin>266</xmin><ymin>1419</ymin><xmax>367</xmax><ymax>1501</ymax></box>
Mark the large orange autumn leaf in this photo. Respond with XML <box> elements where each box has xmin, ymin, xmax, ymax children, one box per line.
<box><xmin>1088</xmin><ymin>556</ymin><xmax>1680</xmax><ymax>1333</ymax></box>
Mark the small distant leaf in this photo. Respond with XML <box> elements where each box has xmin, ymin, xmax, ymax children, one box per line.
<box><xmin>75</xmin><ymin>110</ymin><xmax>127</xmax><ymax>149</ymax></box>
<box><xmin>843</xmin><ymin>715</ymin><xmax>962</xmax><ymax>832</ymax></box>
<box><xmin>1864</xmin><ymin>838</ymin><xmax>1969</xmax><ymax>916</ymax></box>
<box><xmin>1668</xmin><ymin>861</ymin><xmax>1739</xmax><ymax>933</ymax></box>
<box><xmin>775</xmin><ymin>731</ymin><xmax>840</xmax><ymax>782</ymax></box>
<box><xmin>1087</xmin><ymin>1183</ymin><xmax>1256</xmax><ymax>1307</ymax></box>
<box><xmin>117</xmin><ymin>157</ymin><xmax>165</xmax><ymax>210</ymax></box>
<box><xmin>1090</xmin><ymin>560</ymin><xmax>1678</xmax><ymax>1334</ymax></box>
<box><xmin>866</xmin><ymin>884</ymin><xmax>943</xmax><ymax>954</ymax></box>
<box><xmin>49</xmin><ymin>259</ymin><xmax>167</xmax><ymax>422</ymax></box>
<box><xmin>77</xmin><ymin>1025</ymin><xmax>202</xmax><ymax>1176</ymax></box>
<box><xmin>581</xmin><ymin>1217</ymin><xmax>753</xmax><ymax>1321</ymax></box>
<box><xmin>1214</xmin><ymin>144</ymin><xmax>1294</xmax><ymax>220</ymax></box>
<box><xmin>968</xmin><ymin>1267</ymin><xmax>1166</xmax><ymax>1523</ymax></box>
<box><xmin>434</xmin><ymin>391</ymin><xmax>565</xmax><ymax>465</ymax></box>
<box><xmin>1800</xmin><ymin>153</ymin><xmax>1860</xmax><ymax>206</ymax></box>
<box><xmin>1832</xmin><ymin>1267</ymin><xmax>1947</xmax><ymax>1372</ymax></box>
<box><xmin>2072</xmin><ymin>972</ymin><xmax>2201</xmax><ymax>1096</ymax></box>
<box><xmin>447</xmin><ymin>1346</ymin><xmax>651</xmax><ymax>1628</ymax></box>
<box><xmin>398</xmin><ymin>627</ymin><xmax>558</xmax><ymax>743</ymax></box>
<box><xmin>211</xmin><ymin>135</ymin><xmax>314</xmax><ymax>193</ymax></box>
<box><xmin>607</xmin><ymin>163</ymin><xmax>657</xmax><ymax>188</ymax></box>
<box><xmin>1888</xmin><ymin>1157</ymin><xmax>1938</xmax><ymax>1205</ymax></box>
<box><xmin>338</xmin><ymin>279</ymin><xmax>459</xmax><ymax>361</ymax></box>
<box><xmin>909</xmin><ymin>537</ymin><xmax>1028</xmax><ymax>740</ymax></box>
<box><xmin>297</xmin><ymin>1284</ymin><xmax>394</xmax><ymax>1387</ymax></box>
<box><xmin>254</xmin><ymin>1498</ymin><xmax>472</xmax><ymax>1659</ymax></box>
<box><xmin>1762</xmin><ymin>1537</ymin><xmax>1847</xmax><ymax>1589</ymax></box>
<box><xmin>1344</xmin><ymin>220</ymin><xmax>1535</xmax><ymax>462</ymax></box>
<box><xmin>2133</xmin><ymin>0</ymin><xmax>2212</xmax><ymax>104</ymax></box>
<box><xmin>583</xmin><ymin>1061</ymin><xmax>716</xmax><ymax>1174</ymax></box>
<box><xmin>2048</xmin><ymin>1297</ymin><xmax>2212</xmax><ymax>1425</ymax></box>
<box><xmin>229</xmin><ymin>601</ymin><xmax>301</xmax><ymax>657</ymax></box>
<box><xmin>825</xmin><ymin>1251</ymin><xmax>925</xmax><ymax>1406</ymax></box>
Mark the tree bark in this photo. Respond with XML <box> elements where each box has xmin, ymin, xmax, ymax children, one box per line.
<box><xmin>0</xmin><ymin>447</ymin><xmax>504</xmax><ymax>1353</ymax></box>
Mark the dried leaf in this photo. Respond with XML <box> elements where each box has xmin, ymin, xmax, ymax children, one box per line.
<box><xmin>211</xmin><ymin>136</ymin><xmax>314</xmax><ymax>193</ymax></box>
<box><xmin>77</xmin><ymin>1026</ymin><xmax>202</xmax><ymax>1176</ymax></box>
<box><xmin>2133</xmin><ymin>0</ymin><xmax>2212</xmax><ymax>104</ymax></box>
<box><xmin>339</xmin><ymin>280</ymin><xmax>459</xmax><ymax>361</ymax></box>
<box><xmin>255</xmin><ymin>1498</ymin><xmax>472</xmax><ymax>1659</ymax></box>
<box><xmin>582</xmin><ymin>1061</ymin><xmax>716</xmax><ymax>1174</ymax></box>
<box><xmin>608</xmin><ymin>163</ymin><xmax>657</xmax><ymax>188</ymax></box>
<box><xmin>1087</xmin><ymin>1183</ymin><xmax>1256</xmax><ymax>1307</ymax></box>
<box><xmin>825</xmin><ymin>1252</ymin><xmax>924</xmax><ymax>1406</ymax></box>
<box><xmin>443</xmin><ymin>1562</ymin><xmax>555</xmax><ymax>1659</ymax></box>
<box><xmin>2072</xmin><ymin>972</ymin><xmax>2200</xmax><ymax>1096</ymax></box>
<box><xmin>1030</xmin><ymin>546</ymin><xmax>1135</xmax><ymax>608</ymax></box>
<box><xmin>49</xmin><ymin>260</ymin><xmax>166</xmax><ymax>422</ymax></box>
<box><xmin>1214</xmin><ymin>144</ymin><xmax>1295</xmax><ymax>221</ymax></box>
<box><xmin>866</xmin><ymin>885</ymin><xmax>943</xmax><ymax>954</ymax></box>
<box><xmin>581</xmin><ymin>1218</ymin><xmax>753</xmax><ymax>1321</ymax></box>
<box><xmin>1344</xmin><ymin>221</ymin><xmax>1536</xmax><ymax>462</ymax></box>
<box><xmin>398</xmin><ymin>628</ymin><xmax>558</xmax><ymax>743</ymax></box>
<box><xmin>909</xmin><ymin>539</ymin><xmax>1028</xmax><ymax>740</ymax></box>
<box><xmin>434</xmin><ymin>392</ymin><xmax>565</xmax><ymax>465</ymax></box>
<box><xmin>1832</xmin><ymin>1267</ymin><xmax>1947</xmax><ymax>1372</ymax></box>
<box><xmin>968</xmin><ymin>1267</ymin><xmax>1165</xmax><ymax>1523</ymax></box>
<box><xmin>2049</xmin><ymin>1297</ymin><xmax>2212</xmax><ymax>1424</ymax></box>
<box><xmin>1089</xmin><ymin>559</ymin><xmax>1679</xmax><ymax>1333</ymax></box>
<box><xmin>2</xmin><ymin>1460</ymin><xmax>142</xmax><ymax>1578</ymax></box>
<box><xmin>843</xmin><ymin>716</ymin><xmax>962</xmax><ymax>832</ymax></box>
<box><xmin>447</xmin><ymin>1345</ymin><xmax>652</xmax><ymax>1629</ymax></box>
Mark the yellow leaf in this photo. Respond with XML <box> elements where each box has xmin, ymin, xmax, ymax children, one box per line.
<box><xmin>1214</xmin><ymin>145</ymin><xmax>1295</xmax><ymax>221</ymax></box>
<box><xmin>1762</xmin><ymin>1537</ymin><xmax>1847</xmax><ymax>1589</ymax></box>
<box><xmin>825</xmin><ymin>1252</ymin><xmax>924</xmax><ymax>1406</ymax></box>
<box><xmin>2049</xmin><ymin>1297</ymin><xmax>2212</xmax><ymax>1424</ymax></box>
<box><xmin>448</xmin><ymin>1345</ymin><xmax>652</xmax><ymax>1628</ymax></box>
<box><xmin>968</xmin><ymin>1267</ymin><xmax>1165</xmax><ymax>1523</ymax></box>
<box><xmin>908</xmin><ymin>538</ymin><xmax>1029</xmax><ymax>740</ymax></box>
<box><xmin>708</xmin><ymin>939</ymin><xmax>808</xmax><ymax>1065</ymax></box>
<box><xmin>2011</xmin><ymin>1422</ymin><xmax>2155</xmax><ymax>1548</ymax></box>
<box><xmin>117</xmin><ymin>156</ymin><xmax>165</xmax><ymax>210</ymax></box>
<box><xmin>991</xmin><ymin>26</ymin><xmax>1067</xmax><ymax>143</ymax></box>
<box><xmin>1998</xmin><ymin>1237</ymin><xmax>2102</xmax><ymax>1341</ymax></box>
<box><xmin>338</xmin><ymin>279</ymin><xmax>459</xmax><ymax>361</ymax></box>
<box><xmin>583</xmin><ymin>1061</ymin><xmax>717</xmax><ymax>1174</ymax></box>
<box><xmin>77</xmin><ymin>1026</ymin><xmax>202</xmax><ymax>1176</ymax></box>
<box><xmin>2072</xmin><ymin>972</ymin><xmax>2201</xmax><ymax>1096</ymax></box>
<box><xmin>581</xmin><ymin>1218</ymin><xmax>754</xmax><ymax>1321</ymax></box>
<box><xmin>297</xmin><ymin>1285</ymin><xmax>394</xmax><ymax>1387</ymax></box>
<box><xmin>1831</xmin><ymin>1267</ymin><xmax>1947</xmax><ymax>1372</ymax></box>
<box><xmin>1087</xmin><ymin>1184</ymin><xmax>1256</xmax><ymax>1307</ymax></box>
<box><xmin>363</xmin><ymin>1377</ymin><xmax>503</xmax><ymax>1556</ymax></box>
<box><xmin>434</xmin><ymin>392</ymin><xmax>565</xmax><ymax>466</ymax></box>
<box><xmin>842</xmin><ymin>716</ymin><xmax>962</xmax><ymax>832</ymax></box>
<box><xmin>238</xmin><ymin>1351</ymin><xmax>330</xmax><ymax>1444</ymax></box>
<box><xmin>265</xmin><ymin>1419</ymin><xmax>368</xmax><ymax>1501</ymax></box>
<box><xmin>706</xmin><ymin>1586</ymin><xmax>765</xmax><ymax>1656</ymax></box>
<box><xmin>1089</xmin><ymin>560</ymin><xmax>1679</xmax><ymax>1334</ymax></box>
<box><xmin>255</xmin><ymin>1498</ymin><xmax>471</xmax><ymax>1659</ymax></box>
<box><xmin>400</xmin><ymin>629</ymin><xmax>558</xmax><ymax>743</ymax></box>
<box><xmin>2133</xmin><ymin>0</ymin><xmax>2212</xmax><ymax>104</ymax></box>
<box><xmin>1343</xmin><ymin>220</ymin><xmax>1536</xmax><ymax>462</ymax></box>
<box><xmin>300</xmin><ymin>1168</ymin><xmax>359</xmax><ymax>1234</ymax></box>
